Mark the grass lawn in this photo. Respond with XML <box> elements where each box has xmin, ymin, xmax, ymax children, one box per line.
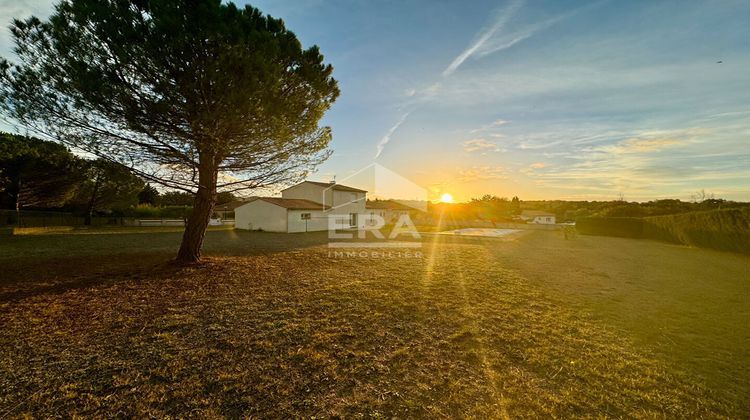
<box><xmin>0</xmin><ymin>228</ymin><xmax>748</xmax><ymax>417</ymax></box>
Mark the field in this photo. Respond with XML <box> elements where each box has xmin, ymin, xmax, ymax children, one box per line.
<box><xmin>1</xmin><ymin>228</ymin><xmax>748</xmax><ymax>417</ymax></box>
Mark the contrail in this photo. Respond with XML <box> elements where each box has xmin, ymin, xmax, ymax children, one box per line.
<box><xmin>375</xmin><ymin>112</ymin><xmax>410</xmax><ymax>158</ymax></box>
<box><xmin>442</xmin><ymin>0</ymin><xmax>524</xmax><ymax>77</ymax></box>
<box><xmin>375</xmin><ymin>0</ymin><xmax>534</xmax><ymax>158</ymax></box>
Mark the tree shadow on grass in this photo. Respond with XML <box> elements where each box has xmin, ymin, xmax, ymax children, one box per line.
<box><xmin>0</xmin><ymin>253</ymin><xmax>182</xmax><ymax>303</ymax></box>
<box><xmin>0</xmin><ymin>231</ymin><xmax>332</xmax><ymax>303</ymax></box>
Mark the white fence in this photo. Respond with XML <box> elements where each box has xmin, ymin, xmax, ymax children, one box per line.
<box><xmin>134</xmin><ymin>219</ymin><xmax>235</xmax><ymax>227</ymax></box>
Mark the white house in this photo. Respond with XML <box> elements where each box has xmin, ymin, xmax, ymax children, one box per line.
<box><xmin>234</xmin><ymin>181</ymin><xmax>368</xmax><ymax>233</ymax></box>
<box><xmin>519</xmin><ymin>210</ymin><xmax>556</xmax><ymax>225</ymax></box>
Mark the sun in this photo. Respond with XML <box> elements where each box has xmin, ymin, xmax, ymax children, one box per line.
<box><xmin>440</xmin><ymin>193</ymin><xmax>454</xmax><ymax>203</ymax></box>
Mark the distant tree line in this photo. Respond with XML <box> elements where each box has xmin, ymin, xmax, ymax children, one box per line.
<box><xmin>517</xmin><ymin>198</ymin><xmax>747</xmax><ymax>222</ymax></box>
<box><xmin>0</xmin><ymin>133</ymin><xmax>235</xmax><ymax>222</ymax></box>
<box><xmin>429</xmin><ymin>194</ymin><xmax>748</xmax><ymax>224</ymax></box>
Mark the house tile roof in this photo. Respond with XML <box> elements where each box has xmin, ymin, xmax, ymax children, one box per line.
<box><xmin>299</xmin><ymin>181</ymin><xmax>367</xmax><ymax>193</ymax></box>
<box><xmin>215</xmin><ymin>200</ymin><xmax>254</xmax><ymax>211</ymax></box>
<box><xmin>253</xmin><ymin>197</ymin><xmax>329</xmax><ymax>210</ymax></box>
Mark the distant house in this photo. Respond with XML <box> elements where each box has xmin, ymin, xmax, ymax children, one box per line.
<box><xmin>234</xmin><ymin>181</ymin><xmax>367</xmax><ymax>233</ymax></box>
<box><xmin>519</xmin><ymin>210</ymin><xmax>556</xmax><ymax>225</ymax></box>
<box><xmin>365</xmin><ymin>200</ymin><xmax>416</xmax><ymax>224</ymax></box>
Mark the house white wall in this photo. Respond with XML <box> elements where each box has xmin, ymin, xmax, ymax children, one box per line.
<box><xmin>329</xmin><ymin>190</ymin><xmax>366</xmax><ymax>228</ymax></box>
<box><xmin>332</xmin><ymin>190</ymin><xmax>365</xmax><ymax>209</ymax></box>
<box><xmin>283</xmin><ymin>182</ymin><xmax>368</xmax><ymax>230</ymax></box>
<box><xmin>287</xmin><ymin>209</ymin><xmax>329</xmax><ymax>233</ymax></box>
<box><xmin>532</xmin><ymin>215</ymin><xmax>556</xmax><ymax>225</ymax></box>
<box><xmin>235</xmin><ymin>200</ymin><xmax>288</xmax><ymax>232</ymax></box>
<box><xmin>237</xmin><ymin>182</ymin><xmax>370</xmax><ymax>233</ymax></box>
<box><xmin>282</xmin><ymin>182</ymin><xmax>332</xmax><ymax>206</ymax></box>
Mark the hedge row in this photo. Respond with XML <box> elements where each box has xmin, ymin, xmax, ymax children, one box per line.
<box><xmin>644</xmin><ymin>207</ymin><xmax>750</xmax><ymax>254</ymax></box>
<box><xmin>577</xmin><ymin>208</ymin><xmax>750</xmax><ymax>254</ymax></box>
<box><xmin>575</xmin><ymin>217</ymin><xmax>644</xmax><ymax>238</ymax></box>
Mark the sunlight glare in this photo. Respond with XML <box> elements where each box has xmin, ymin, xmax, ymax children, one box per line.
<box><xmin>440</xmin><ymin>193</ymin><xmax>454</xmax><ymax>203</ymax></box>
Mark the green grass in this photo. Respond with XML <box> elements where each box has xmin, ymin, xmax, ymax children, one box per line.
<box><xmin>0</xmin><ymin>228</ymin><xmax>748</xmax><ymax>417</ymax></box>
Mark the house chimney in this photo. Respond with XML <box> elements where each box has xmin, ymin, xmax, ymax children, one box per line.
<box><xmin>329</xmin><ymin>175</ymin><xmax>336</xmax><ymax>184</ymax></box>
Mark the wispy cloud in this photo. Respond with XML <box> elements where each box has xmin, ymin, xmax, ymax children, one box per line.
<box><xmin>511</xmin><ymin>125</ymin><xmax>750</xmax><ymax>200</ymax></box>
<box><xmin>475</xmin><ymin>5</ymin><xmax>588</xmax><ymax>58</ymax></box>
<box><xmin>442</xmin><ymin>0</ymin><xmax>524</xmax><ymax>77</ymax></box>
<box><xmin>457</xmin><ymin>166</ymin><xmax>508</xmax><ymax>182</ymax></box>
<box><xmin>376</xmin><ymin>0</ymin><xmax>526</xmax><ymax>157</ymax></box>
<box><xmin>375</xmin><ymin>112</ymin><xmax>410</xmax><ymax>158</ymax></box>
<box><xmin>520</xmin><ymin>162</ymin><xmax>547</xmax><ymax>176</ymax></box>
<box><xmin>471</xmin><ymin>118</ymin><xmax>511</xmax><ymax>134</ymax></box>
<box><xmin>374</xmin><ymin>0</ymin><xmax>603</xmax><ymax>159</ymax></box>
<box><xmin>598</xmin><ymin>137</ymin><xmax>683</xmax><ymax>154</ymax></box>
<box><xmin>462</xmin><ymin>138</ymin><xmax>501</xmax><ymax>153</ymax></box>
<box><xmin>579</xmin><ymin>128</ymin><xmax>705</xmax><ymax>155</ymax></box>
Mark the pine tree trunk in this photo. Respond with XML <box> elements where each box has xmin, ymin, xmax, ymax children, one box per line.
<box><xmin>176</xmin><ymin>161</ymin><xmax>217</xmax><ymax>264</ymax></box>
<box><xmin>85</xmin><ymin>173</ymin><xmax>101</xmax><ymax>226</ymax></box>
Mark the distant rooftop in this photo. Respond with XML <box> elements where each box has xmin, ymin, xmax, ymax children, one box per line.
<box><xmin>521</xmin><ymin>210</ymin><xmax>555</xmax><ymax>217</ymax></box>
<box><xmin>365</xmin><ymin>200</ymin><xmax>414</xmax><ymax>210</ymax></box>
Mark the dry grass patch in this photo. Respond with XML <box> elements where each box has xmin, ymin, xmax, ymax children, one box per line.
<box><xmin>0</xmin><ymin>230</ymin><xmax>746</xmax><ymax>417</ymax></box>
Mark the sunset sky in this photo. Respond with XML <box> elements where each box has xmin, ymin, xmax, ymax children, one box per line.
<box><xmin>1</xmin><ymin>0</ymin><xmax>749</xmax><ymax>202</ymax></box>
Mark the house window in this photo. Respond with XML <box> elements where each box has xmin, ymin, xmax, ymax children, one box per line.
<box><xmin>301</xmin><ymin>213</ymin><xmax>311</xmax><ymax>220</ymax></box>
<box><xmin>349</xmin><ymin>213</ymin><xmax>358</xmax><ymax>227</ymax></box>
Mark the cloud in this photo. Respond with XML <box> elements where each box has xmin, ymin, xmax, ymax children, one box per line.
<box><xmin>470</xmin><ymin>118</ymin><xmax>511</xmax><ymax>134</ymax></box>
<box><xmin>599</xmin><ymin>137</ymin><xmax>682</xmax><ymax>154</ymax></box>
<box><xmin>442</xmin><ymin>0</ymin><xmax>525</xmax><ymax>77</ymax></box>
<box><xmin>508</xmin><ymin>124</ymin><xmax>750</xmax><ymax>200</ymax></box>
<box><xmin>442</xmin><ymin>0</ymin><xmax>598</xmax><ymax>77</ymax></box>
<box><xmin>372</xmin><ymin>0</ymin><xmax>603</xmax><ymax>160</ymax></box>
<box><xmin>579</xmin><ymin>128</ymin><xmax>703</xmax><ymax>156</ymax></box>
<box><xmin>456</xmin><ymin>166</ymin><xmax>508</xmax><ymax>182</ymax></box>
<box><xmin>0</xmin><ymin>0</ymin><xmax>55</xmax><ymax>58</ymax></box>
<box><xmin>375</xmin><ymin>112</ymin><xmax>410</xmax><ymax>158</ymax></box>
<box><xmin>520</xmin><ymin>162</ymin><xmax>547</xmax><ymax>176</ymax></box>
<box><xmin>375</xmin><ymin>82</ymin><xmax>443</xmax><ymax>156</ymax></box>
<box><xmin>462</xmin><ymin>138</ymin><xmax>501</xmax><ymax>153</ymax></box>
<box><xmin>374</xmin><ymin>0</ymin><xmax>570</xmax><ymax>157</ymax></box>
<box><xmin>475</xmin><ymin>7</ymin><xmax>581</xmax><ymax>58</ymax></box>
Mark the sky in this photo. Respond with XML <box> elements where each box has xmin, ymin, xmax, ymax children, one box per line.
<box><xmin>1</xmin><ymin>0</ymin><xmax>749</xmax><ymax>202</ymax></box>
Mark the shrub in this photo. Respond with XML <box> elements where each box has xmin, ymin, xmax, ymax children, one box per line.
<box><xmin>644</xmin><ymin>207</ymin><xmax>750</xmax><ymax>254</ymax></box>
<box><xmin>577</xmin><ymin>209</ymin><xmax>750</xmax><ymax>254</ymax></box>
<box><xmin>122</xmin><ymin>204</ymin><xmax>192</xmax><ymax>219</ymax></box>
<box><xmin>576</xmin><ymin>217</ymin><xmax>644</xmax><ymax>238</ymax></box>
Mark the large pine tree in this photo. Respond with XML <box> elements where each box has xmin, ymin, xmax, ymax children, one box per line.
<box><xmin>1</xmin><ymin>0</ymin><xmax>339</xmax><ymax>262</ymax></box>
